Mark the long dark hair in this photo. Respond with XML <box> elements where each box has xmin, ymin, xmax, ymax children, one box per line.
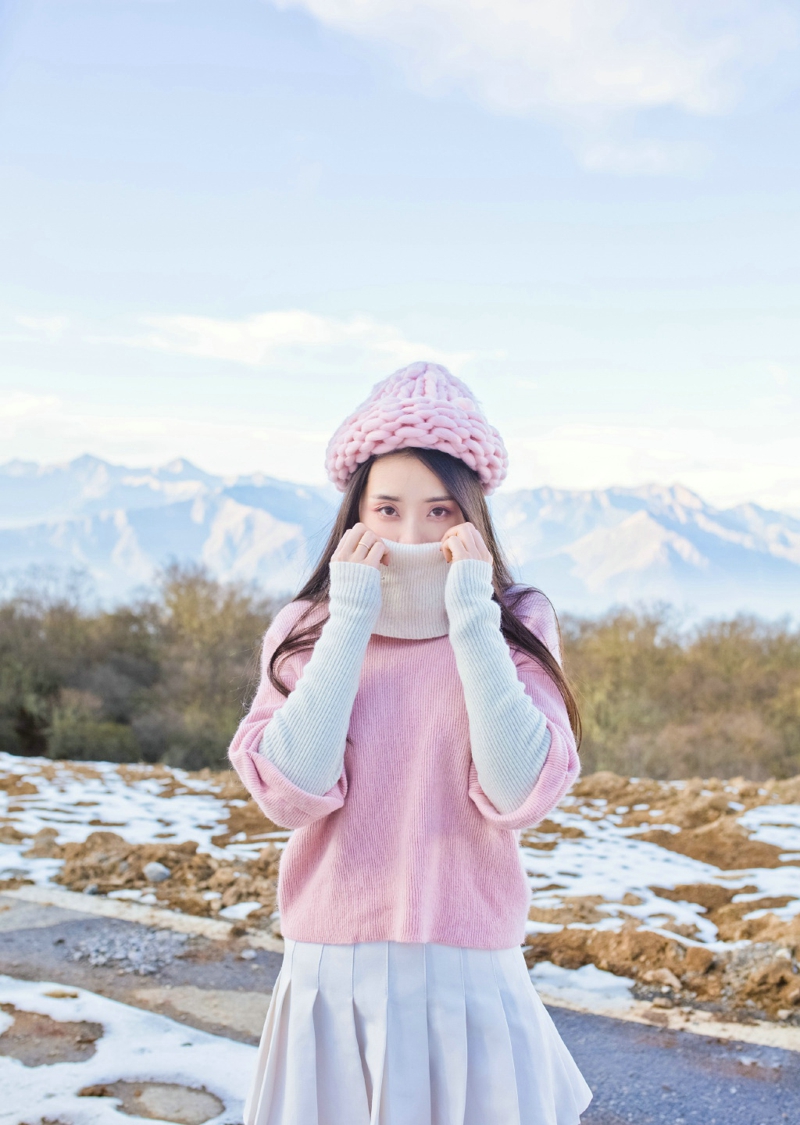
<box><xmin>268</xmin><ymin>448</ymin><xmax>581</xmax><ymax>745</ymax></box>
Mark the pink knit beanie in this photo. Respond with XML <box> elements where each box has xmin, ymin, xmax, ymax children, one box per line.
<box><xmin>324</xmin><ymin>361</ymin><xmax>509</xmax><ymax>495</ymax></box>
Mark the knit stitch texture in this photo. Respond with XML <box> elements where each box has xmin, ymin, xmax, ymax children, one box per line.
<box><xmin>228</xmin><ymin>560</ymin><xmax>580</xmax><ymax>949</ymax></box>
<box><xmin>324</xmin><ymin>361</ymin><xmax>509</xmax><ymax>495</ymax></box>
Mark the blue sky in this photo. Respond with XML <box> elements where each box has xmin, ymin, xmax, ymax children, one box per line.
<box><xmin>1</xmin><ymin>0</ymin><xmax>799</xmax><ymax>509</ymax></box>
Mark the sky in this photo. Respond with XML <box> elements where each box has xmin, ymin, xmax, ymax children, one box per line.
<box><xmin>1</xmin><ymin>0</ymin><xmax>799</xmax><ymax>510</ymax></box>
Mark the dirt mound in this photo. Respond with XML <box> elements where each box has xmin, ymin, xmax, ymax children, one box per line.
<box><xmin>524</xmin><ymin>924</ymin><xmax>800</xmax><ymax>1020</ymax></box>
<box><xmin>24</xmin><ymin>828</ymin><xmax>64</xmax><ymax>858</ymax></box>
<box><xmin>0</xmin><ymin>775</ymin><xmax>37</xmax><ymax>797</ymax></box>
<box><xmin>638</xmin><ymin>817</ymin><xmax>795</xmax><ymax>870</ymax></box>
<box><xmin>550</xmin><ymin>770</ymin><xmax>800</xmax><ymax>872</ymax></box>
<box><xmin>570</xmin><ymin>772</ymin><xmax>779</xmax><ymax>832</ymax></box>
<box><xmin>9</xmin><ymin>754</ymin><xmax>800</xmax><ymax>1021</ymax></box>
<box><xmin>523</xmin><ymin>767</ymin><xmax>800</xmax><ymax>1022</ymax></box>
<box><xmin>211</xmin><ymin>799</ymin><xmax>283</xmax><ymax>850</ymax></box>
<box><xmin>57</xmin><ymin>831</ymin><xmax>281</xmax><ymax>926</ymax></box>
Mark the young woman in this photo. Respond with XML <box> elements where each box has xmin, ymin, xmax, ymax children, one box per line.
<box><xmin>229</xmin><ymin>362</ymin><xmax>593</xmax><ymax>1124</ymax></box>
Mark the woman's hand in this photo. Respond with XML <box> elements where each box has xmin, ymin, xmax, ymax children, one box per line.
<box><xmin>440</xmin><ymin>522</ymin><xmax>493</xmax><ymax>564</ymax></box>
<box><xmin>331</xmin><ymin>522</ymin><xmax>389</xmax><ymax>570</ymax></box>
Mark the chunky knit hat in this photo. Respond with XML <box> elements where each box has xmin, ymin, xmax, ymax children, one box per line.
<box><xmin>324</xmin><ymin>361</ymin><xmax>508</xmax><ymax>495</ymax></box>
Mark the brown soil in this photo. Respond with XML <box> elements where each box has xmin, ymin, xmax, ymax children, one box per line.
<box><xmin>569</xmin><ymin>771</ymin><xmax>783</xmax><ymax>829</ymax></box>
<box><xmin>525</xmin><ymin>770</ymin><xmax>800</xmax><ymax>874</ymax></box>
<box><xmin>0</xmin><ymin>822</ymin><xmax>26</xmax><ymax>844</ymax></box>
<box><xmin>0</xmin><ymin>775</ymin><xmax>37</xmax><ymax>797</ymax></box>
<box><xmin>520</xmin><ymin>770</ymin><xmax>800</xmax><ymax>1020</ymax></box>
<box><xmin>528</xmin><ymin>894</ymin><xmax>614</xmax><ymax>927</ymax></box>
<box><xmin>0</xmin><ymin>1004</ymin><xmax>103</xmax><ymax>1066</ymax></box>
<box><xmin>637</xmin><ymin>820</ymin><xmax>794</xmax><ymax>870</ymax></box>
<box><xmin>211</xmin><ymin>799</ymin><xmax>284</xmax><ymax>850</ymax></box>
<box><xmin>24</xmin><ymin>827</ymin><xmax>65</xmax><ymax>859</ymax></box>
<box><xmin>24</xmin><ymin>761</ymin><xmax>103</xmax><ymax>784</ymax></box>
<box><xmin>524</xmin><ymin>922</ymin><xmax>800</xmax><ymax>1019</ymax></box>
<box><xmin>56</xmin><ymin>831</ymin><xmax>281</xmax><ymax>926</ymax></box>
<box><xmin>79</xmin><ymin>1081</ymin><xmax>223</xmax><ymax>1125</ymax></box>
<box><xmin>8</xmin><ymin>756</ymin><xmax>800</xmax><ymax>1020</ymax></box>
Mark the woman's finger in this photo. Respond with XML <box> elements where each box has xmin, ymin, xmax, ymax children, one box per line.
<box><xmin>443</xmin><ymin>530</ymin><xmax>469</xmax><ymax>562</ymax></box>
<box><xmin>458</xmin><ymin>521</ymin><xmax>489</xmax><ymax>560</ymax></box>
<box><xmin>454</xmin><ymin>524</ymin><xmax>477</xmax><ymax>555</ymax></box>
<box><xmin>441</xmin><ymin>522</ymin><xmax>490</xmax><ymax>562</ymax></box>
<box><xmin>468</xmin><ymin>523</ymin><xmax>492</xmax><ymax>561</ymax></box>
<box><xmin>332</xmin><ymin>522</ymin><xmax>384</xmax><ymax>564</ymax></box>
<box><xmin>367</xmin><ymin>540</ymin><xmax>388</xmax><ymax>567</ymax></box>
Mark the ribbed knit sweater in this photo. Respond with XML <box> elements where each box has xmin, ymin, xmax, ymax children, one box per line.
<box><xmin>228</xmin><ymin>544</ymin><xmax>581</xmax><ymax>949</ymax></box>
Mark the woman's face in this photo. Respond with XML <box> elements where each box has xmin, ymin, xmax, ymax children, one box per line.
<box><xmin>358</xmin><ymin>453</ymin><xmax>464</xmax><ymax>543</ymax></box>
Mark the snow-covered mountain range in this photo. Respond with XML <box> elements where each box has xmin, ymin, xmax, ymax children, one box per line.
<box><xmin>1</xmin><ymin>455</ymin><xmax>798</xmax><ymax>619</ymax></box>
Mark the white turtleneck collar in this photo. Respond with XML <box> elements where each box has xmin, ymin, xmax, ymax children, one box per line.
<box><xmin>372</xmin><ymin>539</ymin><xmax>451</xmax><ymax>639</ymax></box>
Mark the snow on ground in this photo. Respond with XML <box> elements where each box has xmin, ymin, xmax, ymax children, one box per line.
<box><xmin>0</xmin><ymin>975</ymin><xmax>256</xmax><ymax>1125</ymax></box>
<box><xmin>2</xmin><ymin>754</ymin><xmax>230</xmax><ymax>862</ymax></box>
<box><xmin>523</xmin><ymin>795</ymin><xmax>800</xmax><ymax>945</ymax></box>
<box><xmin>0</xmin><ymin>753</ymin><xmax>288</xmax><ymax>890</ymax></box>
<box><xmin>529</xmin><ymin>961</ymin><xmax>638</xmax><ymax>1010</ymax></box>
<box><xmin>739</xmin><ymin>803</ymin><xmax>800</xmax><ymax>854</ymax></box>
<box><xmin>3</xmin><ymin>753</ymin><xmax>800</xmax><ymax>1016</ymax></box>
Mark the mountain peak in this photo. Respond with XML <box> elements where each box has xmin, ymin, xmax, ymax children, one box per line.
<box><xmin>0</xmin><ymin>456</ymin><xmax>797</xmax><ymax>618</ymax></box>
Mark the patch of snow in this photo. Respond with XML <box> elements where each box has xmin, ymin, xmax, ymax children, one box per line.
<box><xmin>738</xmin><ymin>804</ymin><xmax>800</xmax><ymax>853</ymax></box>
<box><xmin>523</xmin><ymin>803</ymin><xmax>800</xmax><ymax>945</ymax></box>
<box><xmin>218</xmin><ymin>901</ymin><xmax>261</xmax><ymax>920</ymax></box>
<box><xmin>0</xmin><ymin>975</ymin><xmax>255</xmax><ymax>1125</ymax></box>
<box><xmin>530</xmin><ymin>961</ymin><xmax>636</xmax><ymax>1010</ymax></box>
<box><xmin>0</xmin><ymin>753</ymin><xmax>231</xmax><ymax>878</ymax></box>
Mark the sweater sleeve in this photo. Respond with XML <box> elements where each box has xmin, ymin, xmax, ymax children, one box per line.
<box><xmin>444</xmin><ymin>558</ymin><xmax>581</xmax><ymax>831</ymax></box>
<box><xmin>227</xmin><ymin>561</ymin><xmax>382</xmax><ymax>828</ymax></box>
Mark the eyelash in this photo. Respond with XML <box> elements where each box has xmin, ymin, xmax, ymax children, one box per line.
<box><xmin>376</xmin><ymin>506</ymin><xmax>451</xmax><ymax>518</ymax></box>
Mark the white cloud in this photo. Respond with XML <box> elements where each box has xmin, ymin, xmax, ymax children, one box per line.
<box><xmin>268</xmin><ymin>0</ymin><xmax>798</xmax><ymax>170</ymax></box>
<box><xmin>501</xmin><ymin>420</ymin><xmax>800</xmax><ymax>512</ymax></box>
<box><xmin>112</xmin><ymin>307</ymin><xmax>471</xmax><ymax>372</ymax></box>
<box><xmin>5</xmin><ymin>389</ymin><xmax>799</xmax><ymax>512</ymax></box>
<box><xmin>578</xmin><ymin>138</ymin><xmax>706</xmax><ymax>176</ymax></box>
<box><xmin>15</xmin><ymin>315</ymin><xmax>69</xmax><ymax>338</ymax></box>
<box><xmin>0</xmin><ymin>400</ymin><xmax>334</xmax><ymax>484</ymax></box>
<box><xmin>0</xmin><ymin>392</ymin><xmax>61</xmax><ymax>422</ymax></box>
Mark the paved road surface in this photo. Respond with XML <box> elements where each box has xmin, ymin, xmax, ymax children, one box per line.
<box><xmin>1</xmin><ymin>894</ymin><xmax>797</xmax><ymax>1124</ymax></box>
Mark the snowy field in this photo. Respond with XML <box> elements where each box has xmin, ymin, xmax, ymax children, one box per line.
<box><xmin>2</xmin><ymin>753</ymin><xmax>800</xmax><ymax>1123</ymax></box>
<box><xmin>0</xmin><ymin>975</ymin><xmax>254</xmax><ymax>1125</ymax></box>
<box><xmin>524</xmin><ymin>788</ymin><xmax>800</xmax><ymax>941</ymax></box>
<box><xmin>2</xmin><ymin>753</ymin><xmax>800</xmax><ymax>1031</ymax></box>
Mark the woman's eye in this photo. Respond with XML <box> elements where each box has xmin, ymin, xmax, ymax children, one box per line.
<box><xmin>431</xmin><ymin>507</ymin><xmax>451</xmax><ymax>517</ymax></box>
<box><xmin>377</xmin><ymin>506</ymin><xmax>396</xmax><ymax>516</ymax></box>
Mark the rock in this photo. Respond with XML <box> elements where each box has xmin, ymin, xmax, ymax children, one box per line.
<box><xmin>683</xmin><ymin>946</ymin><xmax>716</xmax><ymax>974</ymax></box>
<box><xmin>72</xmin><ymin>927</ymin><xmax>190</xmax><ymax>975</ymax></box>
<box><xmin>144</xmin><ymin>861</ymin><xmax>172</xmax><ymax>883</ymax></box>
<box><xmin>24</xmin><ymin>827</ymin><xmax>64</xmax><ymax>857</ymax></box>
<box><xmin>643</xmin><ymin>967</ymin><xmax>682</xmax><ymax>990</ymax></box>
<box><xmin>785</xmin><ymin>984</ymin><xmax>800</xmax><ymax>1005</ymax></box>
<box><xmin>54</xmin><ymin>830</ymin><xmax>279</xmax><ymax>924</ymax></box>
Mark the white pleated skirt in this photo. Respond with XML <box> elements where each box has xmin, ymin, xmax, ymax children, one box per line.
<box><xmin>244</xmin><ymin>938</ymin><xmax>593</xmax><ymax>1125</ymax></box>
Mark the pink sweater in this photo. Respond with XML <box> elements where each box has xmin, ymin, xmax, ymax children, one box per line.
<box><xmin>229</xmin><ymin>568</ymin><xmax>580</xmax><ymax>950</ymax></box>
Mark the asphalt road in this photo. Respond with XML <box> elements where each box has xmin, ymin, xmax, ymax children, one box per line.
<box><xmin>0</xmin><ymin>894</ymin><xmax>797</xmax><ymax>1124</ymax></box>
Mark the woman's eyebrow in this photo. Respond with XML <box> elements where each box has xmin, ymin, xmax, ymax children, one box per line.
<box><xmin>372</xmin><ymin>493</ymin><xmax>453</xmax><ymax>502</ymax></box>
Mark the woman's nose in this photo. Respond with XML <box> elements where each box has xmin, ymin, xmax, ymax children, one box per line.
<box><xmin>397</xmin><ymin>520</ymin><xmax>433</xmax><ymax>544</ymax></box>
